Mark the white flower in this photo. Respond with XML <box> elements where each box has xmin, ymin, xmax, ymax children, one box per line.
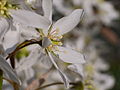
<box><xmin>10</xmin><ymin>0</ymin><xmax>85</xmax><ymax>88</ymax></box>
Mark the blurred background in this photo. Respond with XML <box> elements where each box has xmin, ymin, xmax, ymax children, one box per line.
<box><xmin>52</xmin><ymin>0</ymin><xmax>120</xmax><ymax>90</ymax></box>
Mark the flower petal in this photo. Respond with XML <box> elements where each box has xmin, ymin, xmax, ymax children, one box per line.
<box><xmin>42</xmin><ymin>0</ymin><xmax>52</xmax><ymax>21</ymax></box>
<box><xmin>52</xmin><ymin>9</ymin><xmax>84</xmax><ymax>35</ymax></box>
<box><xmin>18</xmin><ymin>24</ymin><xmax>40</xmax><ymax>40</ymax></box>
<box><xmin>48</xmin><ymin>52</ymin><xmax>69</xmax><ymax>88</ymax></box>
<box><xmin>68</xmin><ymin>64</ymin><xmax>84</xmax><ymax>78</ymax></box>
<box><xmin>0</xmin><ymin>55</ymin><xmax>20</xmax><ymax>84</ymax></box>
<box><xmin>10</xmin><ymin>10</ymin><xmax>51</xmax><ymax>29</ymax></box>
<box><xmin>3</xmin><ymin>30</ymin><xmax>19</xmax><ymax>51</ymax></box>
<box><xmin>0</xmin><ymin>18</ymin><xmax>9</xmax><ymax>42</ymax></box>
<box><xmin>5</xmin><ymin>44</ymin><xmax>17</xmax><ymax>54</ymax></box>
<box><xmin>55</xmin><ymin>46</ymin><xmax>85</xmax><ymax>64</ymax></box>
<box><xmin>16</xmin><ymin>48</ymin><xmax>41</xmax><ymax>72</ymax></box>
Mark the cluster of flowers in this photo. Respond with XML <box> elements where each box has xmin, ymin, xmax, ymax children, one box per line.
<box><xmin>0</xmin><ymin>0</ymin><xmax>118</xmax><ymax>90</ymax></box>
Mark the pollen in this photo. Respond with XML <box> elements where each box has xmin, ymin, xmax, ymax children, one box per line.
<box><xmin>47</xmin><ymin>45</ymin><xmax>53</xmax><ymax>51</ymax></box>
<box><xmin>0</xmin><ymin>0</ymin><xmax>18</xmax><ymax>18</ymax></box>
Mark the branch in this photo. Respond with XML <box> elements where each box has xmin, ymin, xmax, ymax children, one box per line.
<box><xmin>5</xmin><ymin>39</ymin><xmax>42</xmax><ymax>68</ymax></box>
<box><xmin>35</xmin><ymin>82</ymin><xmax>77</xmax><ymax>90</ymax></box>
<box><xmin>6</xmin><ymin>39</ymin><xmax>42</xmax><ymax>60</ymax></box>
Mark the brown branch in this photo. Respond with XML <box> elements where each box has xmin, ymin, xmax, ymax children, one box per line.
<box><xmin>5</xmin><ymin>39</ymin><xmax>42</xmax><ymax>68</ymax></box>
<box><xmin>6</xmin><ymin>39</ymin><xmax>42</xmax><ymax>60</ymax></box>
<box><xmin>35</xmin><ymin>82</ymin><xmax>77</xmax><ymax>90</ymax></box>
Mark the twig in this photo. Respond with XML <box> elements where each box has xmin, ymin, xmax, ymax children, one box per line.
<box><xmin>35</xmin><ymin>82</ymin><xmax>77</xmax><ymax>90</ymax></box>
<box><xmin>6</xmin><ymin>39</ymin><xmax>42</xmax><ymax>60</ymax></box>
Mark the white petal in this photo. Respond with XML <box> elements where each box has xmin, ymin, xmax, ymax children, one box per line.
<box><xmin>52</xmin><ymin>9</ymin><xmax>84</xmax><ymax>35</ymax></box>
<box><xmin>0</xmin><ymin>55</ymin><xmax>20</xmax><ymax>84</ymax></box>
<box><xmin>5</xmin><ymin>44</ymin><xmax>17</xmax><ymax>54</ymax></box>
<box><xmin>0</xmin><ymin>18</ymin><xmax>9</xmax><ymax>42</ymax></box>
<box><xmin>42</xmin><ymin>0</ymin><xmax>52</xmax><ymax>21</ymax></box>
<box><xmin>24</xmin><ymin>68</ymin><xmax>35</xmax><ymax>81</ymax></box>
<box><xmin>68</xmin><ymin>64</ymin><xmax>84</xmax><ymax>78</ymax></box>
<box><xmin>40</xmin><ymin>53</ymin><xmax>53</xmax><ymax>69</ymax></box>
<box><xmin>19</xmin><ymin>25</ymin><xmax>40</xmax><ymax>40</ymax></box>
<box><xmin>55</xmin><ymin>46</ymin><xmax>85</xmax><ymax>64</ymax></box>
<box><xmin>16</xmin><ymin>48</ymin><xmax>41</xmax><ymax>72</ymax></box>
<box><xmin>48</xmin><ymin>52</ymin><xmax>69</xmax><ymax>88</ymax></box>
<box><xmin>10</xmin><ymin>10</ymin><xmax>51</xmax><ymax>29</ymax></box>
<box><xmin>3</xmin><ymin>30</ymin><xmax>19</xmax><ymax>50</ymax></box>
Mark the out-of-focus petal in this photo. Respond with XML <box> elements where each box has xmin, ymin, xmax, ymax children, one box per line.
<box><xmin>0</xmin><ymin>18</ymin><xmax>9</xmax><ymax>42</ymax></box>
<box><xmin>0</xmin><ymin>55</ymin><xmax>20</xmax><ymax>84</ymax></box>
<box><xmin>42</xmin><ymin>0</ymin><xmax>52</xmax><ymax>21</ymax></box>
<box><xmin>16</xmin><ymin>48</ymin><xmax>41</xmax><ymax>72</ymax></box>
<box><xmin>3</xmin><ymin>30</ymin><xmax>19</xmax><ymax>50</ymax></box>
<box><xmin>68</xmin><ymin>64</ymin><xmax>84</xmax><ymax>78</ymax></box>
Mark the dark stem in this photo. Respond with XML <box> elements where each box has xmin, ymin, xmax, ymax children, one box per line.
<box><xmin>35</xmin><ymin>82</ymin><xmax>77</xmax><ymax>90</ymax></box>
<box><xmin>5</xmin><ymin>39</ymin><xmax>42</xmax><ymax>68</ymax></box>
<box><xmin>6</xmin><ymin>39</ymin><xmax>42</xmax><ymax>60</ymax></box>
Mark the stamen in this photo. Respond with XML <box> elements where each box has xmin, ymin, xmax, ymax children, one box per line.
<box><xmin>50</xmin><ymin>28</ymin><xmax>60</xmax><ymax>35</ymax></box>
<box><xmin>0</xmin><ymin>0</ymin><xmax>18</xmax><ymax>17</ymax></box>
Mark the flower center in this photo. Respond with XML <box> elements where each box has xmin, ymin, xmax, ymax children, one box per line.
<box><xmin>0</xmin><ymin>0</ymin><xmax>18</xmax><ymax>17</ymax></box>
<box><xmin>48</xmin><ymin>28</ymin><xmax>63</xmax><ymax>46</ymax></box>
<box><xmin>46</xmin><ymin>28</ymin><xmax>63</xmax><ymax>51</ymax></box>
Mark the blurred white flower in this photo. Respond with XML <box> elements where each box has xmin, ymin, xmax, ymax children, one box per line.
<box><xmin>53</xmin><ymin>0</ymin><xmax>118</xmax><ymax>25</ymax></box>
<box><xmin>94</xmin><ymin>73</ymin><xmax>115</xmax><ymax>90</ymax></box>
<box><xmin>0</xmin><ymin>18</ymin><xmax>20</xmax><ymax>85</ymax></box>
<box><xmin>82</xmin><ymin>0</ymin><xmax>118</xmax><ymax>25</ymax></box>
